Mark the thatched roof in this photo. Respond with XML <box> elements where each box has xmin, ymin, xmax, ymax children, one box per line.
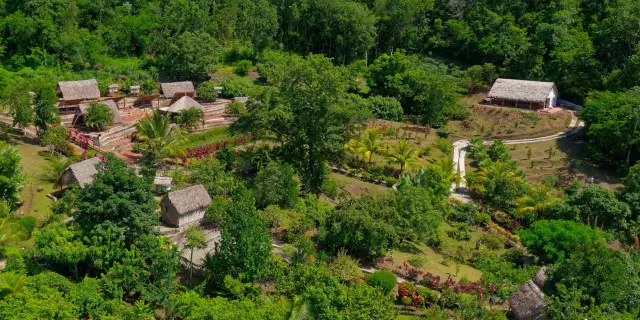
<box><xmin>160</xmin><ymin>81</ymin><xmax>195</xmax><ymax>99</ymax></box>
<box><xmin>533</xmin><ymin>267</ymin><xmax>547</xmax><ymax>289</ymax></box>
<box><xmin>165</xmin><ymin>185</ymin><xmax>211</xmax><ymax>215</ymax></box>
<box><xmin>509</xmin><ymin>280</ymin><xmax>548</xmax><ymax>320</ymax></box>
<box><xmin>166</xmin><ymin>96</ymin><xmax>204</xmax><ymax>113</ymax></box>
<box><xmin>65</xmin><ymin>157</ymin><xmax>102</xmax><ymax>188</ymax></box>
<box><xmin>77</xmin><ymin>100</ymin><xmax>122</xmax><ymax>124</ymax></box>
<box><xmin>57</xmin><ymin>79</ymin><xmax>101</xmax><ymax>101</ymax></box>
<box><xmin>488</xmin><ymin>79</ymin><xmax>557</xmax><ymax>103</ymax></box>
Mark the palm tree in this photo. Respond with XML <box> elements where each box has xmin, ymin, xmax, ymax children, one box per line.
<box><xmin>467</xmin><ymin>161</ymin><xmax>523</xmax><ymax>194</ymax></box>
<box><xmin>0</xmin><ymin>218</ymin><xmax>27</xmax><ymax>250</ymax></box>
<box><xmin>0</xmin><ymin>272</ymin><xmax>27</xmax><ymax>298</ymax></box>
<box><xmin>85</xmin><ymin>103</ymin><xmax>114</xmax><ymax>130</ymax></box>
<box><xmin>356</xmin><ymin>129</ymin><xmax>386</xmax><ymax>164</ymax></box>
<box><xmin>176</xmin><ymin>108</ymin><xmax>204</xmax><ymax>132</ymax></box>
<box><xmin>134</xmin><ymin>110</ymin><xmax>186</xmax><ymax>165</ymax></box>
<box><xmin>515</xmin><ymin>185</ymin><xmax>561</xmax><ymax>222</ymax></box>
<box><xmin>386</xmin><ymin>140</ymin><xmax>421</xmax><ymax>172</ymax></box>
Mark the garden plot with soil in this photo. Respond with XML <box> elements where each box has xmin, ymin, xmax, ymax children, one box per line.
<box><xmin>506</xmin><ymin>137</ymin><xmax>622</xmax><ymax>190</ymax></box>
<box><xmin>446</xmin><ymin>105</ymin><xmax>571</xmax><ymax>140</ymax></box>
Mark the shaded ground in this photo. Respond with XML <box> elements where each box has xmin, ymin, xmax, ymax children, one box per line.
<box><xmin>329</xmin><ymin>173</ymin><xmax>390</xmax><ymax>197</ymax></box>
<box><xmin>507</xmin><ymin>136</ymin><xmax>622</xmax><ymax>190</ymax></box>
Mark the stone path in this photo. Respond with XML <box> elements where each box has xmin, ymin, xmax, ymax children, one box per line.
<box><xmin>450</xmin><ymin>110</ymin><xmax>584</xmax><ymax>202</ymax></box>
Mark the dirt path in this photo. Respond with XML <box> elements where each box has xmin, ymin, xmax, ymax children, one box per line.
<box><xmin>450</xmin><ymin>110</ymin><xmax>584</xmax><ymax>202</ymax></box>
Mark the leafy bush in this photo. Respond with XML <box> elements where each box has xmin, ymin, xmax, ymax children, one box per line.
<box><xmin>447</xmin><ymin>223</ymin><xmax>471</xmax><ymax>241</ymax></box>
<box><xmin>517</xmin><ymin>220</ymin><xmax>607</xmax><ymax>263</ymax></box>
<box><xmin>479</xmin><ymin>233</ymin><xmax>505</xmax><ymax>250</ymax></box>
<box><xmin>206</xmin><ymin>196</ymin><xmax>230</xmax><ymax>225</ymax></box>
<box><xmin>253</xmin><ymin>161</ymin><xmax>299</xmax><ymax>209</ymax></box>
<box><xmin>18</xmin><ymin>216</ymin><xmax>37</xmax><ymax>236</ymax></box>
<box><xmin>328</xmin><ymin>248</ymin><xmax>363</xmax><ymax>282</ymax></box>
<box><xmin>437</xmin><ymin>128</ymin><xmax>450</xmax><ymax>138</ymax></box>
<box><xmin>221</xmin><ymin>77</ymin><xmax>253</xmax><ymax>97</ymax></box>
<box><xmin>408</xmin><ymin>255</ymin><xmax>428</xmax><ymax>268</ymax></box>
<box><xmin>366</xmin><ymin>95</ymin><xmax>403</xmax><ymax>121</ymax></box>
<box><xmin>448</xmin><ymin>203</ymin><xmax>479</xmax><ymax>225</ymax></box>
<box><xmin>365</xmin><ymin>270</ymin><xmax>397</xmax><ymax>295</ymax></box>
<box><xmin>227</xmin><ymin>101</ymin><xmax>247</xmax><ymax>115</ymax></box>
<box><xmin>436</xmin><ymin>138</ymin><xmax>452</xmax><ymax>153</ymax></box>
<box><xmin>321</xmin><ymin>178</ymin><xmax>339</xmax><ymax>199</ymax></box>
<box><xmin>197</xmin><ymin>80</ymin><xmax>219</xmax><ymax>102</ymax></box>
<box><xmin>444</xmin><ymin>103</ymin><xmax>472</xmax><ymax>120</ymax></box>
<box><xmin>235</xmin><ymin>60</ymin><xmax>253</xmax><ymax>76</ymax></box>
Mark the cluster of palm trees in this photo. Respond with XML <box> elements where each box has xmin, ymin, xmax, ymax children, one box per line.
<box><xmin>345</xmin><ymin>129</ymin><xmax>421</xmax><ymax>173</ymax></box>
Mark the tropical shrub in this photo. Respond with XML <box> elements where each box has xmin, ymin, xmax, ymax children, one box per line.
<box><xmin>235</xmin><ymin>60</ymin><xmax>253</xmax><ymax>76</ymax></box>
<box><xmin>221</xmin><ymin>77</ymin><xmax>253</xmax><ymax>97</ymax></box>
<box><xmin>365</xmin><ymin>270</ymin><xmax>397</xmax><ymax>295</ymax></box>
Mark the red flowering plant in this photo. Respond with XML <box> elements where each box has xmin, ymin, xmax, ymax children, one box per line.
<box><xmin>397</xmin><ymin>282</ymin><xmax>426</xmax><ymax>308</ymax></box>
<box><xmin>183</xmin><ymin>133</ymin><xmax>255</xmax><ymax>161</ymax></box>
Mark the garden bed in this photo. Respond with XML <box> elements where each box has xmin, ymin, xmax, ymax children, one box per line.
<box><xmin>446</xmin><ymin>104</ymin><xmax>571</xmax><ymax>140</ymax></box>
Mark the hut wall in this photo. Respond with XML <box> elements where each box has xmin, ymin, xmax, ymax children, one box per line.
<box><xmin>160</xmin><ymin>198</ymin><xmax>181</xmax><ymax>227</ymax></box>
<box><xmin>176</xmin><ymin>209</ymin><xmax>206</xmax><ymax>227</ymax></box>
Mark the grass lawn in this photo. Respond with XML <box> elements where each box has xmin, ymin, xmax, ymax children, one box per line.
<box><xmin>178</xmin><ymin>126</ymin><xmax>230</xmax><ymax>149</ymax></box>
<box><xmin>446</xmin><ymin>104</ymin><xmax>571</xmax><ymax>141</ymax></box>
<box><xmin>8</xmin><ymin>134</ymin><xmax>61</xmax><ymax>220</ymax></box>
<box><xmin>384</xmin><ymin>223</ymin><xmax>494</xmax><ymax>283</ymax></box>
<box><xmin>507</xmin><ymin>136</ymin><xmax>622</xmax><ymax>190</ymax></box>
<box><xmin>329</xmin><ymin>172</ymin><xmax>391</xmax><ymax>197</ymax></box>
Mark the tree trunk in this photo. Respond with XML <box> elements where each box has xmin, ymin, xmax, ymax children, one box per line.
<box><xmin>189</xmin><ymin>249</ymin><xmax>194</xmax><ymax>280</ymax></box>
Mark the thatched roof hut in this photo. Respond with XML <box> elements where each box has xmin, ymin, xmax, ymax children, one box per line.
<box><xmin>57</xmin><ymin>79</ymin><xmax>101</xmax><ymax>101</ymax></box>
<box><xmin>77</xmin><ymin>100</ymin><xmax>122</xmax><ymax>124</ymax></box>
<box><xmin>165</xmin><ymin>96</ymin><xmax>204</xmax><ymax>114</ymax></box>
<box><xmin>509</xmin><ymin>279</ymin><xmax>548</xmax><ymax>320</ymax></box>
<box><xmin>488</xmin><ymin>79</ymin><xmax>557</xmax><ymax>106</ymax></box>
<box><xmin>59</xmin><ymin>157</ymin><xmax>102</xmax><ymax>188</ymax></box>
<box><xmin>160</xmin><ymin>185</ymin><xmax>212</xmax><ymax>227</ymax></box>
<box><xmin>160</xmin><ymin>81</ymin><xmax>195</xmax><ymax>99</ymax></box>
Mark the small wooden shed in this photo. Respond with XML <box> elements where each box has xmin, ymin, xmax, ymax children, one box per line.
<box><xmin>130</xmin><ymin>85</ymin><xmax>141</xmax><ymax>94</ymax></box>
<box><xmin>59</xmin><ymin>157</ymin><xmax>102</xmax><ymax>189</ymax></box>
<box><xmin>160</xmin><ymin>185</ymin><xmax>212</xmax><ymax>227</ymax></box>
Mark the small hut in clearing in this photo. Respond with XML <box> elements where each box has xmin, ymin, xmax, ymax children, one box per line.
<box><xmin>160</xmin><ymin>185</ymin><xmax>212</xmax><ymax>228</ymax></box>
<box><xmin>76</xmin><ymin>100</ymin><xmax>122</xmax><ymax>125</ymax></box>
<box><xmin>488</xmin><ymin>79</ymin><xmax>557</xmax><ymax>110</ymax></box>
<box><xmin>108</xmin><ymin>84</ymin><xmax>119</xmax><ymax>94</ymax></box>
<box><xmin>509</xmin><ymin>267</ymin><xmax>548</xmax><ymax>320</ymax></box>
<box><xmin>163</xmin><ymin>96</ymin><xmax>204</xmax><ymax>114</ymax></box>
<box><xmin>160</xmin><ymin>81</ymin><xmax>195</xmax><ymax>100</ymax></box>
<box><xmin>57</xmin><ymin>79</ymin><xmax>101</xmax><ymax>103</ymax></box>
<box><xmin>130</xmin><ymin>85</ymin><xmax>141</xmax><ymax>94</ymax></box>
<box><xmin>59</xmin><ymin>157</ymin><xmax>102</xmax><ymax>189</ymax></box>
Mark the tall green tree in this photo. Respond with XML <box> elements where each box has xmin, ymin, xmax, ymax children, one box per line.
<box><xmin>235</xmin><ymin>54</ymin><xmax>368</xmax><ymax>193</ymax></box>
<box><xmin>0</xmin><ymin>142</ymin><xmax>25</xmax><ymax>207</ymax></box>
<box><xmin>184</xmin><ymin>226</ymin><xmax>207</xmax><ymax>281</ymax></box>
<box><xmin>74</xmin><ymin>155</ymin><xmax>158</xmax><ymax>241</ymax></box>
<box><xmin>205</xmin><ymin>186</ymin><xmax>271</xmax><ymax>282</ymax></box>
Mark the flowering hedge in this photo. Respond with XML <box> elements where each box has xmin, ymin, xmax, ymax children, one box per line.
<box><xmin>487</xmin><ymin>221</ymin><xmax>520</xmax><ymax>242</ymax></box>
<box><xmin>183</xmin><ymin>133</ymin><xmax>254</xmax><ymax>161</ymax></box>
